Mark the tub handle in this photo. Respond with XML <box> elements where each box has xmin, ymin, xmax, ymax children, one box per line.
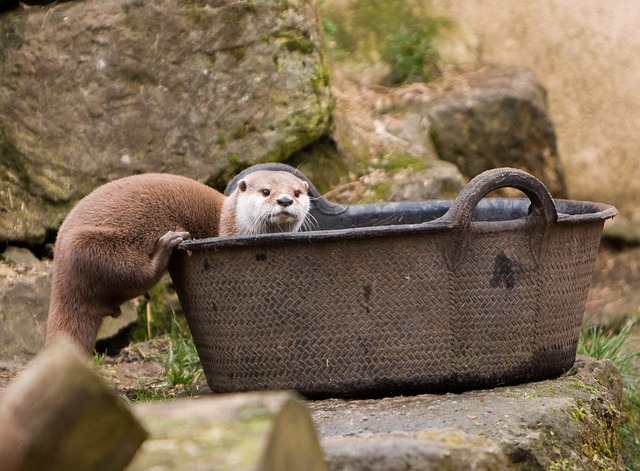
<box><xmin>442</xmin><ymin>167</ymin><xmax>558</xmax><ymax>269</ymax></box>
<box><xmin>443</xmin><ymin>167</ymin><xmax>558</xmax><ymax>228</ymax></box>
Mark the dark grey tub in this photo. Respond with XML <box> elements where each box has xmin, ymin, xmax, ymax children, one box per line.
<box><xmin>169</xmin><ymin>164</ymin><xmax>617</xmax><ymax>398</ymax></box>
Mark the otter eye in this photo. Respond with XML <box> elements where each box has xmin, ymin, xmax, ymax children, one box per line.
<box><xmin>294</xmin><ymin>190</ymin><xmax>302</xmax><ymax>198</ymax></box>
<box><xmin>261</xmin><ymin>188</ymin><xmax>271</xmax><ymax>197</ymax></box>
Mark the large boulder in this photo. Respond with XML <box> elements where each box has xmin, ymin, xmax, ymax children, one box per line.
<box><xmin>426</xmin><ymin>67</ymin><xmax>567</xmax><ymax>198</ymax></box>
<box><xmin>0</xmin><ymin>0</ymin><xmax>333</xmax><ymax>243</ymax></box>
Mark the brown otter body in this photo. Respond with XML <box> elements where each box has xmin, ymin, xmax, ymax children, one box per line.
<box><xmin>46</xmin><ymin>171</ymin><xmax>310</xmax><ymax>354</ymax></box>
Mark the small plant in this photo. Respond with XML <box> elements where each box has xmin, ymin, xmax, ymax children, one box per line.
<box><xmin>121</xmin><ymin>387</ymin><xmax>169</xmax><ymax>404</ymax></box>
<box><xmin>91</xmin><ymin>351</ymin><xmax>107</xmax><ymax>367</ymax></box>
<box><xmin>578</xmin><ymin>319</ymin><xmax>640</xmax><ymax>470</ymax></box>
<box><xmin>380</xmin><ymin>22</ymin><xmax>443</xmax><ymax>85</ymax></box>
<box><xmin>130</xmin><ymin>282</ymin><xmax>172</xmax><ymax>342</ymax></box>
<box><xmin>164</xmin><ymin>314</ymin><xmax>203</xmax><ymax>388</ymax></box>
<box><xmin>320</xmin><ymin>0</ymin><xmax>453</xmax><ymax>84</ymax></box>
<box><xmin>578</xmin><ymin>321</ymin><xmax>640</xmax><ymax>399</ymax></box>
<box><xmin>548</xmin><ymin>458</ymin><xmax>572</xmax><ymax>471</ymax></box>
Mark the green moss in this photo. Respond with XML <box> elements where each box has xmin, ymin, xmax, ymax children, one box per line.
<box><xmin>229</xmin><ymin>46</ymin><xmax>247</xmax><ymax>61</ymax></box>
<box><xmin>567</xmin><ymin>397</ymin><xmax>620</xmax><ymax>467</ymax></box>
<box><xmin>178</xmin><ymin>3</ymin><xmax>211</xmax><ymax>28</ymax></box>
<box><xmin>570</xmin><ymin>404</ymin><xmax>587</xmax><ymax>423</ymax></box>
<box><xmin>228</xmin><ymin>153</ymin><xmax>242</xmax><ymax>166</ymax></box>
<box><xmin>548</xmin><ymin>458</ymin><xmax>572</xmax><ymax>471</ymax></box>
<box><xmin>215</xmin><ymin>132</ymin><xmax>227</xmax><ymax>146</ymax></box>
<box><xmin>379</xmin><ymin>103</ymin><xmax>410</xmax><ymax>115</ymax></box>
<box><xmin>219</xmin><ymin>2</ymin><xmax>256</xmax><ymax>27</ymax></box>
<box><xmin>231</xmin><ymin>121</ymin><xmax>254</xmax><ymax>140</ymax></box>
<box><xmin>287</xmin><ymin>135</ymin><xmax>348</xmax><ymax>195</ymax></box>
<box><xmin>567</xmin><ymin>379</ymin><xmax>601</xmax><ymax>395</ymax></box>
<box><xmin>311</xmin><ymin>62</ymin><xmax>331</xmax><ymax>94</ymax></box>
<box><xmin>415</xmin><ymin>429</ymin><xmax>490</xmax><ymax>448</ymax></box>
<box><xmin>266</xmin><ymin>93</ymin><xmax>333</xmax><ymax>164</ymax></box>
<box><xmin>272</xmin><ymin>28</ymin><xmax>316</xmax><ymax>55</ymax></box>
<box><xmin>2</xmin><ymin>26</ymin><xmax>23</xmax><ymax>49</ymax></box>
<box><xmin>377</xmin><ymin>154</ymin><xmax>428</xmax><ymax>172</ymax></box>
<box><xmin>365</xmin><ymin>181</ymin><xmax>391</xmax><ymax>202</ymax></box>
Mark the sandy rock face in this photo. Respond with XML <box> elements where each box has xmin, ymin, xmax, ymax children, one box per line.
<box><xmin>0</xmin><ymin>0</ymin><xmax>333</xmax><ymax>243</ymax></box>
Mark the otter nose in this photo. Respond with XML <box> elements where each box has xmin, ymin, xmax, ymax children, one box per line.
<box><xmin>277</xmin><ymin>196</ymin><xmax>293</xmax><ymax>207</ymax></box>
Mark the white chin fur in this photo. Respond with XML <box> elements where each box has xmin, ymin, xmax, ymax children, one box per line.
<box><xmin>235</xmin><ymin>193</ymin><xmax>309</xmax><ymax>235</ymax></box>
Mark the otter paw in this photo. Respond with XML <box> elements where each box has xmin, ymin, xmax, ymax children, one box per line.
<box><xmin>158</xmin><ymin>230</ymin><xmax>192</xmax><ymax>249</ymax></box>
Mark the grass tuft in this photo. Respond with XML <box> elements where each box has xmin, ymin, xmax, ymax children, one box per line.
<box><xmin>164</xmin><ymin>314</ymin><xmax>203</xmax><ymax>387</ymax></box>
<box><xmin>578</xmin><ymin>319</ymin><xmax>640</xmax><ymax>470</ymax></box>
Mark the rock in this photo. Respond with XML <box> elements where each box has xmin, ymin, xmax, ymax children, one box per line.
<box><xmin>0</xmin><ymin>0</ymin><xmax>333</xmax><ymax>243</ymax></box>
<box><xmin>0</xmin><ymin>339</ymin><xmax>147</xmax><ymax>471</ymax></box>
<box><xmin>95</xmin><ymin>302</ymin><xmax>139</xmax><ymax>346</ymax></box>
<box><xmin>323</xmin><ymin>432</ymin><xmax>508</xmax><ymax>471</ymax></box>
<box><xmin>388</xmin><ymin>160</ymin><xmax>465</xmax><ymax>201</ymax></box>
<box><xmin>428</xmin><ymin>0</ymin><xmax>640</xmax><ymax>233</ymax></box>
<box><xmin>602</xmin><ymin>216</ymin><xmax>640</xmax><ymax>247</ymax></box>
<box><xmin>130</xmin><ymin>391</ymin><xmax>328</xmax><ymax>471</ymax></box>
<box><xmin>1</xmin><ymin>246</ymin><xmax>41</xmax><ymax>268</ymax></box>
<box><xmin>0</xmin><ymin>269</ymin><xmax>50</xmax><ymax>360</ymax></box>
<box><xmin>426</xmin><ymin>66</ymin><xmax>567</xmax><ymax>198</ymax></box>
<box><xmin>309</xmin><ymin>357</ymin><xmax>623</xmax><ymax>470</ymax></box>
<box><xmin>0</xmin><ymin>252</ymin><xmax>144</xmax><ymax>359</ymax></box>
<box><xmin>328</xmin><ymin>65</ymin><xmax>567</xmax><ymax>205</ymax></box>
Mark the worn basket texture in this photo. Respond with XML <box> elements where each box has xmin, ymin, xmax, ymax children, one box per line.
<box><xmin>169</xmin><ymin>166</ymin><xmax>617</xmax><ymax>398</ymax></box>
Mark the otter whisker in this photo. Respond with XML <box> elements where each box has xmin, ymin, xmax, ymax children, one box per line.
<box><xmin>301</xmin><ymin>212</ymin><xmax>318</xmax><ymax>232</ymax></box>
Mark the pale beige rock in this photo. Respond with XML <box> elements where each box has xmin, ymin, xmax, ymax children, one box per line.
<box><xmin>430</xmin><ymin>0</ymin><xmax>640</xmax><ymax>237</ymax></box>
<box><xmin>0</xmin><ymin>339</ymin><xmax>147</xmax><ymax>471</ymax></box>
<box><xmin>1</xmin><ymin>246</ymin><xmax>41</xmax><ymax>269</ymax></box>
<box><xmin>0</xmin><ymin>272</ymin><xmax>50</xmax><ymax>360</ymax></box>
<box><xmin>130</xmin><ymin>391</ymin><xmax>328</xmax><ymax>471</ymax></box>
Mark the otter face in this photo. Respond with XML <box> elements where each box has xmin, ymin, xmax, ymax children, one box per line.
<box><xmin>234</xmin><ymin>171</ymin><xmax>311</xmax><ymax>235</ymax></box>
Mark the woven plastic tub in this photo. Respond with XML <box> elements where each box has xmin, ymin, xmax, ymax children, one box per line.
<box><xmin>169</xmin><ymin>165</ymin><xmax>617</xmax><ymax>398</ymax></box>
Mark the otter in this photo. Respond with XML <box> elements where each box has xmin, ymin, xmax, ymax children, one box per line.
<box><xmin>220</xmin><ymin>170</ymin><xmax>310</xmax><ymax>236</ymax></box>
<box><xmin>46</xmin><ymin>170</ymin><xmax>310</xmax><ymax>354</ymax></box>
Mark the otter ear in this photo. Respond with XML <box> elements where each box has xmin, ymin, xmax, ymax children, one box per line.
<box><xmin>303</xmin><ymin>181</ymin><xmax>309</xmax><ymax>192</ymax></box>
<box><xmin>238</xmin><ymin>180</ymin><xmax>247</xmax><ymax>192</ymax></box>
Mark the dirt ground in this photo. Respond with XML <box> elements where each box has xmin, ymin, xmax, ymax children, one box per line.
<box><xmin>586</xmin><ymin>242</ymin><xmax>640</xmax><ymax>324</ymax></box>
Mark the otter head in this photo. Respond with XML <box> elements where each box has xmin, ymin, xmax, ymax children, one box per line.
<box><xmin>231</xmin><ymin>170</ymin><xmax>311</xmax><ymax>235</ymax></box>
